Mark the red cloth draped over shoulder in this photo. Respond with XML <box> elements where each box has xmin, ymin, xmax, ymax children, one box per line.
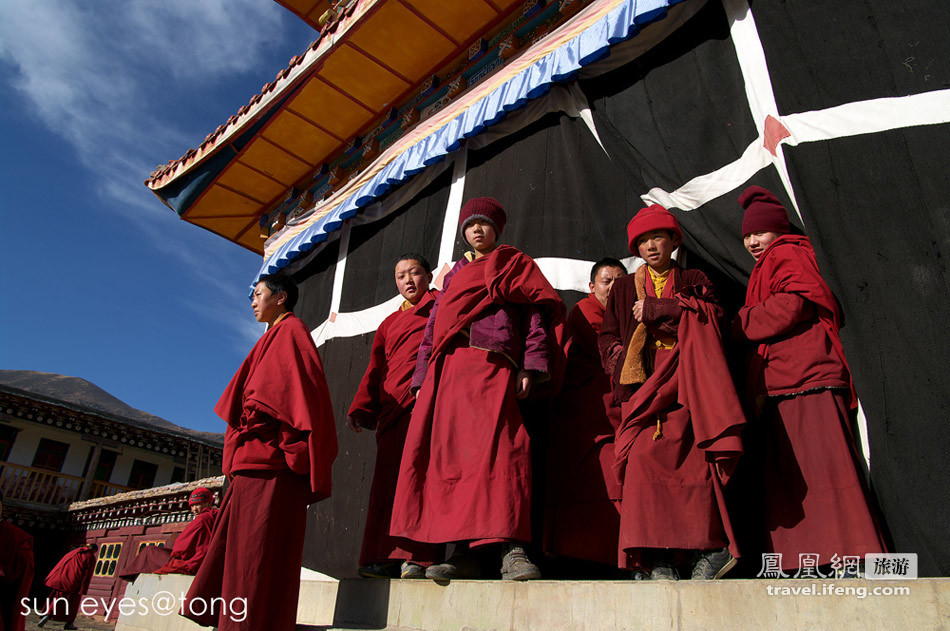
<box><xmin>745</xmin><ymin>235</ymin><xmax>856</xmax><ymax>407</ymax></box>
<box><xmin>216</xmin><ymin>313</ymin><xmax>337</xmax><ymax>502</ymax></box>
<box><xmin>1</xmin><ymin>521</ymin><xmax>33</xmax><ymax>631</ymax></box>
<box><xmin>44</xmin><ymin>547</ymin><xmax>96</xmax><ymax>595</ymax></box>
<box><xmin>154</xmin><ymin>508</ymin><xmax>218</xmax><ymax>575</ymax></box>
<box><xmin>429</xmin><ymin>245</ymin><xmax>566</xmax><ymax>379</ymax></box>
<box><xmin>348</xmin><ymin>290</ymin><xmax>437</xmax><ymax>435</ymax></box>
<box><xmin>614</xmin><ymin>288</ymin><xmax>746</xmax><ymax>486</ymax></box>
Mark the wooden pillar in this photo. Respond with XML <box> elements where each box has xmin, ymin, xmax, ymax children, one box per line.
<box><xmin>79</xmin><ymin>442</ymin><xmax>103</xmax><ymax>501</ymax></box>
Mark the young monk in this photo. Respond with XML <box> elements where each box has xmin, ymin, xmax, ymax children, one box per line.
<box><xmin>390</xmin><ymin>197</ymin><xmax>565</xmax><ymax>581</ymax></box>
<box><xmin>119</xmin><ymin>487</ymin><xmax>218</xmax><ymax>581</ymax></box>
<box><xmin>37</xmin><ymin>543</ymin><xmax>97</xmax><ymax>629</ymax></box>
<box><xmin>348</xmin><ymin>254</ymin><xmax>441</xmax><ymax>580</ymax></box>
<box><xmin>184</xmin><ymin>274</ymin><xmax>337</xmax><ymax>631</ymax></box>
<box><xmin>599</xmin><ymin>204</ymin><xmax>745</xmax><ymax>580</ymax></box>
<box><xmin>732</xmin><ymin>185</ymin><xmax>885</xmax><ymax>572</ymax></box>
<box><xmin>0</xmin><ymin>492</ymin><xmax>33</xmax><ymax>631</ymax></box>
<box><xmin>545</xmin><ymin>258</ymin><xmax>627</xmax><ymax>568</ymax></box>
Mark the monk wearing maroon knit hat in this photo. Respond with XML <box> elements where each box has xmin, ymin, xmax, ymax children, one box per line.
<box><xmin>348</xmin><ymin>254</ymin><xmax>442</xmax><ymax>580</ymax></box>
<box><xmin>733</xmin><ymin>185</ymin><xmax>886</xmax><ymax>573</ymax></box>
<box><xmin>390</xmin><ymin>197</ymin><xmax>565</xmax><ymax>581</ymax></box>
<box><xmin>183</xmin><ymin>273</ymin><xmax>338</xmax><ymax>631</ymax></box>
<box><xmin>598</xmin><ymin>204</ymin><xmax>745</xmax><ymax>580</ymax></box>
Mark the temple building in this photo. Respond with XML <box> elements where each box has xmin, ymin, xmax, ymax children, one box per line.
<box><xmin>145</xmin><ymin>0</ymin><xmax>950</xmax><ymax>580</ymax></box>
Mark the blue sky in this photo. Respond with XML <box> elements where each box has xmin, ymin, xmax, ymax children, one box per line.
<box><xmin>0</xmin><ymin>1</ymin><xmax>317</xmax><ymax>433</ymax></box>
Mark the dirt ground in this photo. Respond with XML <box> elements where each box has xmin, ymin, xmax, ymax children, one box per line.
<box><xmin>22</xmin><ymin>612</ymin><xmax>115</xmax><ymax>631</ymax></box>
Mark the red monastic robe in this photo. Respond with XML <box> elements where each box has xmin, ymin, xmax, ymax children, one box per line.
<box><xmin>545</xmin><ymin>293</ymin><xmax>622</xmax><ymax>566</ymax></box>
<box><xmin>43</xmin><ymin>546</ymin><xmax>96</xmax><ymax>623</ymax></box>
<box><xmin>390</xmin><ymin>246</ymin><xmax>564</xmax><ymax>545</ymax></box>
<box><xmin>735</xmin><ymin>235</ymin><xmax>884</xmax><ymax>569</ymax></box>
<box><xmin>0</xmin><ymin>522</ymin><xmax>33</xmax><ymax>631</ymax></box>
<box><xmin>347</xmin><ymin>290</ymin><xmax>440</xmax><ymax>566</ymax></box>
<box><xmin>155</xmin><ymin>508</ymin><xmax>218</xmax><ymax>575</ymax></box>
<box><xmin>184</xmin><ymin>313</ymin><xmax>337</xmax><ymax>631</ymax></box>
<box><xmin>600</xmin><ymin>266</ymin><xmax>745</xmax><ymax>569</ymax></box>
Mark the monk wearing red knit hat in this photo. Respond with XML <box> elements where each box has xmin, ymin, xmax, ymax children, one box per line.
<box><xmin>390</xmin><ymin>197</ymin><xmax>565</xmax><ymax>581</ymax></box>
<box><xmin>732</xmin><ymin>185</ymin><xmax>886</xmax><ymax>574</ymax></box>
<box><xmin>598</xmin><ymin>204</ymin><xmax>745</xmax><ymax>580</ymax></box>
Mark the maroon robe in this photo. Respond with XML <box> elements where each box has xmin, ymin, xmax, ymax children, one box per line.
<box><xmin>600</xmin><ymin>266</ymin><xmax>745</xmax><ymax>569</ymax></box>
<box><xmin>348</xmin><ymin>290</ymin><xmax>440</xmax><ymax>566</ymax></box>
<box><xmin>184</xmin><ymin>313</ymin><xmax>337</xmax><ymax>630</ymax></box>
<box><xmin>155</xmin><ymin>508</ymin><xmax>218</xmax><ymax>575</ymax></box>
<box><xmin>545</xmin><ymin>293</ymin><xmax>622</xmax><ymax>566</ymax></box>
<box><xmin>735</xmin><ymin>235</ymin><xmax>885</xmax><ymax>569</ymax></box>
<box><xmin>0</xmin><ymin>521</ymin><xmax>33</xmax><ymax>631</ymax></box>
<box><xmin>43</xmin><ymin>546</ymin><xmax>96</xmax><ymax>624</ymax></box>
<box><xmin>390</xmin><ymin>246</ymin><xmax>564</xmax><ymax>545</ymax></box>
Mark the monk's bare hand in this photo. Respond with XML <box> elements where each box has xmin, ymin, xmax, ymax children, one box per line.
<box><xmin>515</xmin><ymin>370</ymin><xmax>532</xmax><ymax>399</ymax></box>
<box><xmin>346</xmin><ymin>416</ymin><xmax>363</xmax><ymax>433</ymax></box>
<box><xmin>632</xmin><ymin>300</ymin><xmax>644</xmax><ymax>322</ymax></box>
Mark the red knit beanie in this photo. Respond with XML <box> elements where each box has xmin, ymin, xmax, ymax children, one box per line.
<box><xmin>459</xmin><ymin>197</ymin><xmax>506</xmax><ymax>243</ymax></box>
<box><xmin>189</xmin><ymin>487</ymin><xmax>214</xmax><ymax>506</ymax></box>
<box><xmin>626</xmin><ymin>204</ymin><xmax>682</xmax><ymax>254</ymax></box>
<box><xmin>739</xmin><ymin>185</ymin><xmax>791</xmax><ymax>236</ymax></box>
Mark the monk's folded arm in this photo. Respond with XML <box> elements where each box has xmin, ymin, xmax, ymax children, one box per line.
<box><xmin>735</xmin><ymin>292</ymin><xmax>813</xmax><ymax>341</ymax></box>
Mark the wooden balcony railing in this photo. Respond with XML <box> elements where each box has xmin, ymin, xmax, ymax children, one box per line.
<box><xmin>0</xmin><ymin>461</ymin><xmax>83</xmax><ymax>506</ymax></box>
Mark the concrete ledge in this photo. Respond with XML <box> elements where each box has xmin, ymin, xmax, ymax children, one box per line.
<box><xmin>118</xmin><ymin>575</ymin><xmax>950</xmax><ymax>631</ymax></box>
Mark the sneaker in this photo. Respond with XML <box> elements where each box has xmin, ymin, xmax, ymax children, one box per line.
<box><xmin>425</xmin><ymin>552</ymin><xmax>481</xmax><ymax>580</ymax></box>
<box><xmin>358</xmin><ymin>562</ymin><xmax>399</xmax><ymax>579</ymax></box>
<box><xmin>690</xmin><ymin>548</ymin><xmax>737</xmax><ymax>580</ymax></box>
<box><xmin>650</xmin><ymin>561</ymin><xmax>679</xmax><ymax>581</ymax></box>
<box><xmin>629</xmin><ymin>569</ymin><xmax>651</xmax><ymax>580</ymax></box>
<box><xmin>36</xmin><ymin>616</ymin><xmax>49</xmax><ymax>628</ymax></box>
<box><xmin>400</xmin><ymin>561</ymin><xmax>426</xmax><ymax>579</ymax></box>
<box><xmin>500</xmin><ymin>544</ymin><xmax>541</xmax><ymax>581</ymax></box>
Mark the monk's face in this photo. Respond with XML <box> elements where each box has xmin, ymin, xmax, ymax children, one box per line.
<box><xmin>590</xmin><ymin>265</ymin><xmax>626</xmax><ymax>307</ymax></box>
<box><xmin>637</xmin><ymin>230</ymin><xmax>678</xmax><ymax>272</ymax></box>
<box><xmin>251</xmin><ymin>281</ymin><xmax>287</xmax><ymax>326</ymax></box>
<box><xmin>464</xmin><ymin>220</ymin><xmax>497</xmax><ymax>257</ymax></box>
<box><xmin>191</xmin><ymin>502</ymin><xmax>212</xmax><ymax>516</ymax></box>
<box><xmin>394</xmin><ymin>259</ymin><xmax>432</xmax><ymax>304</ymax></box>
<box><xmin>743</xmin><ymin>231</ymin><xmax>782</xmax><ymax>260</ymax></box>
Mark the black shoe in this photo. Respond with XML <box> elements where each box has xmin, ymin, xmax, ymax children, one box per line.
<box><xmin>400</xmin><ymin>561</ymin><xmax>426</xmax><ymax>579</ymax></box>
<box><xmin>650</xmin><ymin>561</ymin><xmax>679</xmax><ymax>581</ymax></box>
<box><xmin>629</xmin><ymin>569</ymin><xmax>651</xmax><ymax>580</ymax></box>
<box><xmin>691</xmin><ymin>548</ymin><xmax>737</xmax><ymax>580</ymax></box>
<box><xmin>425</xmin><ymin>552</ymin><xmax>481</xmax><ymax>580</ymax></box>
<box><xmin>36</xmin><ymin>615</ymin><xmax>49</xmax><ymax>628</ymax></box>
<box><xmin>64</xmin><ymin>625</ymin><xmax>78</xmax><ymax>631</ymax></box>
<box><xmin>500</xmin><ymin>544</ymin><xmax>541</xmax><ymax>581</ymax></box>
<box><xmin>358</xmin><ymin>562</ymin><xmax>399</xmax><ymax>579</ymax></box>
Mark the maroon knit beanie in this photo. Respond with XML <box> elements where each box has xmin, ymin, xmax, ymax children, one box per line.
<box><xmin>459</xmin><ymin>197</ymin><xmax>506</xmax><ymax>243</ymax></box>
<box><xmin>189</xmin><ymin>487</ymin><xmax>214</xmax><ymax>506</ymax></box>
<box><xmin>739</xmin><ymin>185</ymin><xmax>791</xmax><ymax>236</ymax></box>
<box><xmin>626</xmin><ymin>204</ymin><xmax>682</xmax><ymax>254</ymax></box>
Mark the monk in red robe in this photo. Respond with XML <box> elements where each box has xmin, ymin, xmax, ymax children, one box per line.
<box><xmin>599</xmin><ymin>205</ymin><xmax>745</xmax><ymax>580</ymax></box>
<box><xmin>348</xmin><ymin>254</ymin><xmax>441</xmax><ymax>579</ymax></box>
<box><xmin>37</xmin><ymin>543</ymin><xmax>97</xmax><ymax>629</ymax></box>
<box><xmin>183</xmin><ymin>274</ymin><xmax>338</xmax><ymax>631</ymax></box>
<box><xmin>732</xmin><ymin>185</ymin><xmax>885</xmax><ymax>572</ymax></box>
<box><xmin>118</xmin><ymin>487</ymin><xmax>218</xmax><ymax>581</ymax></box>
<box><xmin>545</xmin><ymin>258</ymin><xmax>626</xmax><ymax>568</ymax></box>
<box><xmin>390</xmin><ymin>197</ymin><xmax>565</xmax><ymax>581</ymax></box>
<box><xmin>1</xmin><ymin>492</ymin><xmax>33</xmax><ymax>631</ymax></box>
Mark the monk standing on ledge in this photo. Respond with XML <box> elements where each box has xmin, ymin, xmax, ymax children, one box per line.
<box><xmin>184</xmin><ymin>274</ymin><xmax>338</xmax><ymax>631</ymax></box>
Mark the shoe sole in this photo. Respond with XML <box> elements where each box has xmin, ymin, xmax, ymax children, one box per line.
<box><xmin>502</xmin><ymin>569</ymin><xmax>541</xmax><ymax>581</ymax></box>
<box><xmin>712</xmin><ymin>556</ymin><xmax>738</xmax><ymax>580</ymax></box>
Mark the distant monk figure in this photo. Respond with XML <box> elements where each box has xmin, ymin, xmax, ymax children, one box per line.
<box><xmin>348</xmin><ymin>254</ymin><xmax>441</xmax><ymax>580</ymax></box>
<box><xmin>390</xmin><ymin>197</ymin><xmax>565</xmax><ymax>581</ymax></box>
<box><xmin>183</xmin><ymin>274</ymin><xmax>338</xmax><ymax>631</ymax></box>
<box><xmin>545</xmin><ymin>258</ymin><xmax>627</xmax><ymax>568</ymax></box>
<box><xmin>37</xmin><ymin>543</ymin><xmax>97</xmax><ymax>630</ymax></box>
<box><xmin>118</xmin><ymin>487</ymin><xmax>218</xmax><ymax>581</ymax></box>
<box><xmin>732</xmin><ymin>185</ymin><xmax>886</xmax><ymax>571</ymax></box>
<box><xmin>1</xmin><ymin>492</ymin><xmax>34</xmax><ymax>631</ymax></box>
